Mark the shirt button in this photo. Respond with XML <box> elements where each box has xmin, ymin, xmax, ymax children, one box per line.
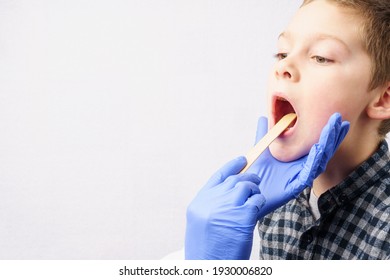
<box><xmin>302</xmin><ymin>232</ymin><xmax>313</xmax><ymax>245</ymax></box>
<box><xmin>339</xmin><ymin>193</ymin><xmax>348</xmax><ymax>204</ymax></box>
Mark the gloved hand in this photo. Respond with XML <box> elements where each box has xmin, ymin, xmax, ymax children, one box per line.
<box><xmin>185</xmin><ymin>113</ymin><xmax>349</xmax><ymax>260</ymax></box>
<box><xmin>185</xmin><ymin>157</ymin><xmax>266</xmax><ymax>260</ymax></box>
<box><xmin>246</xmin><ymin>112</ymin><xmax>350</xmax><ymax>217</ymax></box>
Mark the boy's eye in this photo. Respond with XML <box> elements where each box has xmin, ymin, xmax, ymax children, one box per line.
<box><xmin>274</xmin><ymin>53</ymin><xmax>288</xmax><ymax>60</ymax></box>
<box><xmin>312</xmin><ymin>55</ymin><xmax>332</xmax><ymax>64</ymax></box>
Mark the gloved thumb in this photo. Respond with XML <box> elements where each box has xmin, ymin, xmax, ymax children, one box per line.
<box><xmin>255</xmin><ymin>116</ymin><xmax>268</xmax><ymax>145</ymax></box>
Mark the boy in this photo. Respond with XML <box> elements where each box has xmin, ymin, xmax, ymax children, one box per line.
<box><xmin>185</xmin><ymin>0</ymin><xmax>390</xmax><ymax>259</ymax></box>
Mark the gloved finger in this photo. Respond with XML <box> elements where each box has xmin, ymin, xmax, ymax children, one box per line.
<box><xmin>320</xmin><ymin>113</ymin><xmax>348</xmax><ymax>152</ymax></box>
<box><xmin>293</xmin><ymin>118</ymin><xmax>337</xmax><ymax>195</ymax></box>
<box><xmin>298</xmin><ymin>143</ymin><xmax>324</xmax><ymax>187</ymax></box>
<box><xmin>204</xmin><ymin>156</ymin><xmax>247</xmax><ymax>188</ymax></box>
<box><xmin>294</xmin><ymin>113</ymin><xmax>348</xmax><ymax>195</ymax></box>
<box><xmin>244</xmin><ymin>194</ymin><xmax>266</xmax><ymax>219</ymax></box>
<box><xmin>222</xmin><ymin>173</ymin><xmax>261</xmax><ymax>190</ymax></box>
<box><xmin>231</xmin><ymin>181</ymin><xmax>260</xmax><ymax>205</ymax></box>
<box><xmin>254</xmin><ymin>116</ymin><xmax>268</xmax><ymax>145</ymax></box>
<box><xmin>335</xmin><ymin>120</ymin><xmax>350</xmax><ymax>148</ymax></box>
<box><xmin>316</xmin><ymin>113</ymin><xmax>348</xmax><ymax>174</ymax></box>
<box><xmin>315</xmin><ymin>113</ymin><xmax>340</xmax><ymax>171</ymax></box>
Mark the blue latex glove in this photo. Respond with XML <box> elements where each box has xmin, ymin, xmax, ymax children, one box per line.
<box><xmin>246</xmin><ymin>112</ymin><xmax>350</xmax><ymax>217</ymax></box>
<box><xmin>185</xmin><ymin>113</ymin><xmax>349</xmax><ymax>260</ymax></box>
<box><xmin>185</xmin><ymin>157</ymin><xmax>266</xmax><ymax>260</ymax></box>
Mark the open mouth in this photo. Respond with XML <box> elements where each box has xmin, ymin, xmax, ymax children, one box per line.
<box><xmin>272</xmin><ymin>95</ymin><xmax>297</xmax><ymax>131</ymax></box>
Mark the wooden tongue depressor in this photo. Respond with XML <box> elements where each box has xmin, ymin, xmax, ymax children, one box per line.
<box><xmin>240</xmin><ymin>113</ymin><xmax>297</xmax><ymax>173</ymax></box>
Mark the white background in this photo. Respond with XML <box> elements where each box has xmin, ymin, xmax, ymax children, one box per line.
<box><xmin>0</xmin><ymin>0</ymin><xmax>301</xmax><ymax>259</ymax></box>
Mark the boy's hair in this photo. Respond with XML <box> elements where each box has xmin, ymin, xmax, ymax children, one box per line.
<box><xmin>302</xmin><ymin>0</ymin><xmax>390</xmax><ymax>136</ymax></box>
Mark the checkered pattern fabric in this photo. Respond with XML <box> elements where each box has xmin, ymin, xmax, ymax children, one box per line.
<box><xmin>257</xmin><ymin>141</ymin><xmax>390</xmax><ymax>259</ymax></box>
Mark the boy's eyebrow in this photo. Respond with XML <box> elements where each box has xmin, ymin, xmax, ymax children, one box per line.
<box><xmin>278</xmin><ymin>31</ymin><xmax>351</xmax><ymax>52</ymax></box>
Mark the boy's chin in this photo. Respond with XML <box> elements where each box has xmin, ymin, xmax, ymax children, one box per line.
<box><xmin>269</xmin><ymin>143</ymin><xmax>310</xmax><ymax>162</ymax></box>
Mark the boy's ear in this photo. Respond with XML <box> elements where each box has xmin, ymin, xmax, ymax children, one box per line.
<box><xmin>367</xmin><ymin>82</ymin><xmax>390</xmax><ymax>120</ymax></box>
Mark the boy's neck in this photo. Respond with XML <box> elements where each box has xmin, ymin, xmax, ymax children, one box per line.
<box><xmin>312</xmin><ymin>133</ymin><xmax>381</xmax><ymax>197</ymax></box>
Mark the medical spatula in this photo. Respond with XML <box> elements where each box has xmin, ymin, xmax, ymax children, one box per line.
<box><xmin>240</xmin><ymin>113</ymin><xmax>297</xmax><ymax>173</ymax></box>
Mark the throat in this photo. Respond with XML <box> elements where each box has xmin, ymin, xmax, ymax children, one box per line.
<box><xmin>312</xmin><ymin>147</ymin><xmax>354</xmax><ymax>196</ymax></box>
<box><xmin>312</xmin><ymin>174</ymin><xmax>339</xmax><ymax>197</ymax></box>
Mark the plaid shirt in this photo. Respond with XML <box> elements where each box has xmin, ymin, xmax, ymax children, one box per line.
<box><xmin>257</xmin><ymin>140</ymin><xmax>390</xmax><ymax>259</ymax></box>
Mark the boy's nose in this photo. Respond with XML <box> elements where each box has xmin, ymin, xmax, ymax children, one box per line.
<box><xmin>275</xmin><ymin>58</ymin><xmax>299</xmax><ymax>82</ymax></box>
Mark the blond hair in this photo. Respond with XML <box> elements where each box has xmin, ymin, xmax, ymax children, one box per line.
<box><xmin>302</xmin><ymin>0</ymin><xmax>390</xmax><ymax>136</ymax></box>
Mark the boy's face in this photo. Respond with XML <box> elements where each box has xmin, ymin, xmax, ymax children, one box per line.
<box><xmin>268</xmin><ymin>0</ymin><xmax>374</xmax><ymax>161</ymax></box>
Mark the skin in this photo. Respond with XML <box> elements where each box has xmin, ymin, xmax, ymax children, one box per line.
<box><xmin>267</xmin><ymin>0</ymin><xmax>390</xmax><ymax>196</ymax></box>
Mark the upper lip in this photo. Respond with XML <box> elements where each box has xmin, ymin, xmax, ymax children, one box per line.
<box><xmin>271</xmin><ymin>92</ymin><xmax>298</xmax><ymax>127</ymax></box>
